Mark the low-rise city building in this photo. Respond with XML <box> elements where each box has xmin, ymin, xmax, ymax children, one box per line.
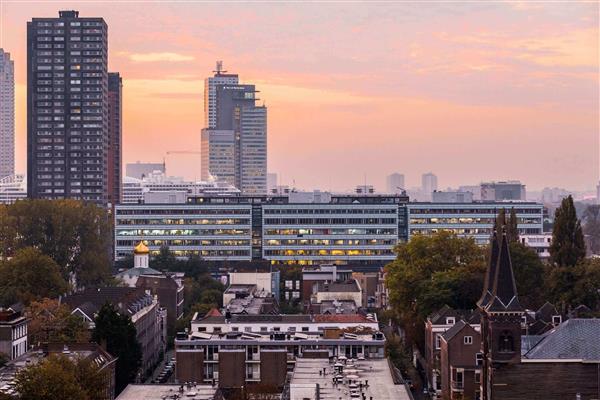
<box><xmin>289</xmin><ymin>357</ymin><xmax>411</xmax><ymax>400</ymax></box>
<box><xmin>0</xmin><ymin>307</ymin><xmax>27</xmax><ymax>360</ymax></box>
<box><xmin>191</xmin><ymin>312</ymin><xmax>379</xmax><ymax>335</ymax></box>
<box><xmin>64</xmin><ymin>287</ymin><xmax>164</xmax><ymax>375</ymax></box>
<box><xmin>520</xmin><ymin>233</ymin><xmax>552</xmax><ymax>259</ymax></box>
<box><xmin>175</xmin><ymin>327</ymin><xmax>386</xmax><ymax>389</ymax></box>
<box><xmin>0</xmin><ymin>343</ymin><xmax>116</xmax><ymax>400</ymax></box>
<box><xmin>116</xmin><ymin>383</ymin><xmax>220</xmax><ymax>400</ymax></box>
<box><xmin>0</xmin><ymin>174</ymin><xmax>26</xmax><ymax>205</ymax></box>
<box><xmin>116</xmin><ymin>241</ymin><xmax>185</xmax><ymax>333</ymax></box>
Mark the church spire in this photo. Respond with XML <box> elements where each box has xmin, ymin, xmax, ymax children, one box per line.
<box><xmin>485</xmin><ymin>230</ymin><xmax>522</xmax><ymax>313</ymax></box>
<box><xmin>477</xmin><ymin>230</ymin><xmax>499</xmax><ymax>309</ymax></box>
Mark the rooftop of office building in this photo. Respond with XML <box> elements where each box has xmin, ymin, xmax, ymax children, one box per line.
<box><xmin>289</xmin><ymin>358</ymin><xmax>411</xmax><ymax>400</ymax></box>
<box><xmin>180</xmin><ymin>328</ymin><xmax>384</xmax><ymax>343</ymax></box>
<box><xmin>116</xmin><ymin>383</ymin><xmax>219</xmax><ymax>400</ymax></box>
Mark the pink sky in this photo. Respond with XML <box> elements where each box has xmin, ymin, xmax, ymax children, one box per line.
<box><xmin>1</xmin><ymin>1</ymin><xmax>598</xmax><ymax>191</ymax></box>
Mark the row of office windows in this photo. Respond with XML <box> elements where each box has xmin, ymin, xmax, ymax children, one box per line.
<box><xmin>116</xmin><ymin>218</ymin><xmax>250</xmax><ymax>226</ymax></box>
<box><xmin>116</xmin><ymin>228</ymin><xmax>250</xmax><ymax>236</ymax></box>
<box><xmin>116</xmin><ymin>239</ymin><xmax>251</xmax><ymax>247</ymax></box>
<box><xmin>409</xmin><ymin>217</ymin><xmax>542</xmax><ymax>225</ymax></box>
<box><xmin>264</xmin><ymin>228</ymin><xmax>397</xmax><ymax>236</ymax></box>
<box><xmin>409</xmin><ymin>207</ymin><xmax>542</xmax><ymax>215</ymax></box>
<box><xmin>263</xmin><ymin>249</ymin><xmax>395</xmax><ymax>257</ymax></box>
<box><xmin>263</xmin><ymin>218</ymin><xmax>397</xmax><ymax>225</ymax></box>
<box><xmin>263</xmin><ymin>208</ymin><xmax>398</xmax><ymax>215</ymax></box>
<box><xmin>264</xmin><ymin>238</ymin><xmax>397</xmax><ymax>246</ymax></box>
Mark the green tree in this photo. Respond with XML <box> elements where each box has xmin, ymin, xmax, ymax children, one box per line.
<box><xmin>0</xmin><ymin>199</ymin><xmax>112</xmax><ymax>286</ymax></box>
<box><xmin>92</xmin><ymin>304</ymin><xmax>141</xmax><ymax>394</ymax></box>
<box><xmin>0</xmin><ymin>247</ymin><xmax>68</xmax><ymax>307</ymax></box>
<box><xmin>494</xmin><ymin>208</ymin><xmax>506</xmax><ymax>231</ymax></box>
<box><xmin>583</xmin><ymin>205</ymin><xmax>600</xmax><ymax>255</ymax></box>
<box><xmin>545</xmin><ymin>258</ymin><xmax>600</xmax><ymax>309</ymax></box>
<box><xmin>549</xmin><ymin>195</ymin><xmax>586</xmax><ymax>267</ymax></box>
<box><xmin>26</xmin><ymin>298</ymin><xmax>89</xmax><ymax>346</ymax></box>
<box><xmin>14</xmin><ymin>354</ymin><xmax>107</xmax><ymax>400</ymax></box>
<box><xmin>385</xmin><ymin>232</ymin><xmax>486</xmax><ymax>347</ymax></box>
<box><xmin>151</xmin><ymin>245</ymin><xmax>178</xmax><ymax>271</ymax></box>
<box><xmin>509</xmin><ymin>242</ymin><xmax>545</xmax><ymax>308</ymax></box>
<box><xmin>200</xmin><ymin>288</ymin><xmax>223</xmax><ymax>306</ymax></box>
<box><xmin>507</xmin><ymin>208</ymin><xmax>520</xmax><ymax>243</ymax></box>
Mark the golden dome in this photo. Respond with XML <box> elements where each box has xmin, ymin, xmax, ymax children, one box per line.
<box><xmin>134</xmin><ymin>241</ymin><xmax>149</xmax><ymax>255</ymax></box>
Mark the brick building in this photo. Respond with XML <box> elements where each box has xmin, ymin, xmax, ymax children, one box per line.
<box><xmin>478</xmin><ymin>231</ymin><xmax>600</xmax><ymax>400</ymax></box>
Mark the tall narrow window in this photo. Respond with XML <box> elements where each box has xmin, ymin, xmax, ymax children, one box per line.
<box><xmin>499</xmin><ymin>331</ymin><xmax>514</xmax><ymax>352</ymax></box>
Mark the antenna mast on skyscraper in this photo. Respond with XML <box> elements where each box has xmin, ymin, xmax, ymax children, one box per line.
<box><xmin>214</xmin><ymin>60</ymin><xmax>226</xmax><ymax>75</ymax></box>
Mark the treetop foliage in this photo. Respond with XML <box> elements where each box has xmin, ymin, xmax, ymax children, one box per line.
<box><xmin>92</xmin><ymin>303</ymin><xmax>141</xmax><ymax>395</ymax></box>
<box><xmin>14</xmin><ymin>354</ymin><xmax>107</xmax><ymax>400</ymax></box>
<box><xmin>550</xmin><ymin>195</ymin><xmax>586</xmax><ymax>267</ymax></box>
<box><xmin>0</xmin><ymin>199</ymin><xmax>112</xmax><ymax>287</ymax></box>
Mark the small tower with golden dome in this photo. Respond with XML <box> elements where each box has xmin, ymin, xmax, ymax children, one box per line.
<box><xmin>133</xmin><ymin>240</ymin><xmax>150</xmax><ymax>268</ymax></box>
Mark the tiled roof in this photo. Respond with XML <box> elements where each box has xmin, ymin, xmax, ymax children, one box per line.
<box><xmin>63</xmin><ymin>287</ymin><xmax>152</xmax><ymax>319</ymax></box>
<box><xmin>524</xmin><ymin>319</ymin><xmax>600</xmax><ymax>361</ymax></box>
<box><xmin>441</xmin><ymin>320</ymin><xmax>468</xmax><ymax>342</ymax></box>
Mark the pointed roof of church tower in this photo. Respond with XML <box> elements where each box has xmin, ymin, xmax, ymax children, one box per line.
<box><xmin>485</xmin><ymin>230</ymin><xmax>523</xmax><ymax>313</ymax></box>
<box><xmin>477</xmin><ymin>230</ymin><xmax>499</xmax><ymax>309</ymax></box>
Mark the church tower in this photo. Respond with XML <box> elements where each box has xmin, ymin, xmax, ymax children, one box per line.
<box><xmin>133</xmin><ymin>240</ymin><xmax>150</xmax><ymax>268</ymax></box>
<box><xmin>477</xmin><ymin>230</ymin><xmax>524</xmax><ymax>400</ymax></box>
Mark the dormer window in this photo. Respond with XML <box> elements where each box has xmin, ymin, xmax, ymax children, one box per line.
<box><xmin>446</xmin><ymin>317</ymin><xmax>455</xmax><ymax>325</ymax></box>
<box><xmin>552</xmin><ymin>315</ymin><xmax>562</xmax><ymax>326</ymax></box>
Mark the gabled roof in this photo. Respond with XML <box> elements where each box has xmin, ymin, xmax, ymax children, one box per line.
<box><xmin>523</xmin><ymin>319</ymin><xmax>600</xmax><ymax>361</ymax></box>
<box><xmin>428</xmin><ymin>305</ymin><xmax>480</xmax><ymax>325</ymax></box>
<box><xmin>441</xmin><ymin>320</ymin><xmax>468</xmax><ymax>342</ymax></box>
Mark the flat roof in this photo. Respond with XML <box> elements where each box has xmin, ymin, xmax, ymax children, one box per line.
<box><xmin>290</xmin><ymin>358</ymin><xmax>411</xmax><ymax>400</ymax></box>
<box><xmin>116</xmin><ymin>384</ymin><xmax>218</xmax><ymax>400</ymax></box>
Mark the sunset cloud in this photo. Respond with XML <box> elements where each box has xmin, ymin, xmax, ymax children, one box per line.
<box><xmin>2</xmin><ymin>2</ymin><xmax>598</xmax><ymax>191</ymax></box>
<box><xmin>124</xmin><ymin>52</ymin><xmax>195</xmax><ymax>62</ymax></box>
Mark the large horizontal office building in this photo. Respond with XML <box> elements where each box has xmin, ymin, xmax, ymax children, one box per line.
<box><xmin>114</xmin><ymin>195</ymin><xmax>544</xmax><ymax>264</ymax></box>
<box><xmin>407</xmin><ymin>202</ymin><xmax>544</xmax><ymax>245</ymax></box>
<box><xmin>114</xmin><ymin>194</ymin><xmax>408</xmax><ymax>264</ymax></box>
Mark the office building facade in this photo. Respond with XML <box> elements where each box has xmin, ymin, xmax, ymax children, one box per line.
<box><xmin>114</xmin><ymin>196</ymin><xmax>544</xmax><ymax>263</ymax></box>
<box><xmin>125</xmin><ymin>161</ymin><xmax>165</xmax><ymax>179</ymax></box>
<box><xmin>114</xmin><ymin>195</ymin><xmax>407</xmax><ymax>264</ymax></box>
<box><xmin>27</xmin><ymin>10</ymin><xmax>109</xmax><ymax>204</ymax></box>
<box><xmin>202</xmin><ymin>67</ymin><xmax>267</xmax><ymax>194</ymax></box>
<box><xmin>480</xmin><ymin>181</ymin><xmax>526</xmax><ymax>201</ymax></box>
<box><xmin>107</xmin><ymin>72</ymin><xmax>122</xmax><ymax>205</ymax></box>
<box><xmin>0</xmin><ymin>50</ymin><xmax>15</xmax><ymax>180</ymax></box>
<box><xmin>204</xmin><ymin>61</ymin><xmax>239</xmax><ymax>129</ymax></box>
<box><xmin>407</xmin><ymin>202</ymin><xmax>544</xmax><ymax>245</ymax></box>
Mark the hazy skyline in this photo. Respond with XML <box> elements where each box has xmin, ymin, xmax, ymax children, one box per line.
<box><xmin>1</xmin><ymin>1</ymin><xmax>598</xmax><ymax>192</ymax></box>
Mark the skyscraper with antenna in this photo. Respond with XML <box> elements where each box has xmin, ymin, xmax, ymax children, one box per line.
<box><xmin>204</xmin><ymin>61</ymin><xmax>239</xmax><ymax>129</ymax></box>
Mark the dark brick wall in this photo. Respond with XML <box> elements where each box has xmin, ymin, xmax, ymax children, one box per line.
<box><xmin>260</xmin><ymin>350</ymin><xmax>287</xmax><ymax>387</ymax></box>
<box><xmin>219</xmin><ymin>350</ymin><xmax>246</xmax><ymax>388</ymax></box>
<box><xmin>176</xmin><ymin>351</ymin><xmax>204</xmax><ymax>383</ymax></box>
<box><xmin>492</xmin><ymin>362</ymin><xmax>600</xmax><ymax>400</ymax></box>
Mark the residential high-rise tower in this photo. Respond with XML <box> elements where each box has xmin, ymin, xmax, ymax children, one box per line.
<box><xmin>108</xmin><ymin>72</ymin><xmax>122</xmax><ymax>205</ymax></box>
<box><xmin>386</xmin><ymin>173</ymin><xmax>405</xmax><ymax>194</ymax></box>
<box><xmin>0</xmin><ymin>49</ymin><xmax>15</xmax><ymax>180</ymax></box>
<box><xmin>27</xmin><ymin>10</ymin><xmax>109</xmax><ymax>204</ymax></box>
<box><xmin>422</xmin><ymin>172</ymin><xmax>438</xmax><ymax>195</ymax></box>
